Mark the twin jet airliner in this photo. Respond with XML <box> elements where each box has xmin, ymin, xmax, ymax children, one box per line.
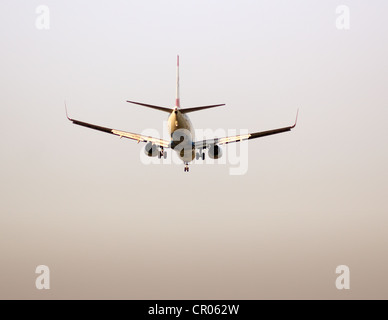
<box><xmin>66</xmin><ymin>56</ymin><xmax>298</xmax><ymax>172</ymax></box>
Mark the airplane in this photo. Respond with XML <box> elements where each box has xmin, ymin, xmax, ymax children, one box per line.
<box><xmin>66</xmin><ymin>55</ymin><xmax>298</xmax><ymax>172</ymax></box>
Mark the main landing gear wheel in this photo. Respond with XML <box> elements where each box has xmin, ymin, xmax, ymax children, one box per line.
<box><xmin>196</xmin><ymin>150</ymin><xmax>206</xmax><ymax>161</ymax></box>
<box><xmin>158</xmin><ymin>151</ymin><xmax>167</xmax><ymax>159</ymax></box>
<box><xmin>158</xmin><ymin>147</ymin><xmax>167</xmax><ymax>159</ymax></box>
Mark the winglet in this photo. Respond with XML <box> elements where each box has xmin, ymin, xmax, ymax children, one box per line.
<box><xmin>291</xmin><ymin>109</ymin><xmax>299</xmax><ymax>128</ymax></box>
<box><xmin>65</xmin><ymin>101</ymin><xmax>71</xmax><ymax>121</ymax></box>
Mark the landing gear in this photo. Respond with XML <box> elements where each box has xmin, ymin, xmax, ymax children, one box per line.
<box><xmin>184</xmin><ymin>163</ymin><xmax>190</xmax><ymax>172</ymax></box>
<box><xmin>195</xmin><ymin>148</ymin><xmax>206</xmax><ymax>161</ymax></box>
<box><xmin>158</xmin><ymin>147</ymin><xmax>167</xmax><ymax>159</ymax></box>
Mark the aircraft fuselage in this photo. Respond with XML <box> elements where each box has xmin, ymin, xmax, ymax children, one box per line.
<box><xmin>167</xmin><ymin>108</ymin><xmax>196</xmax><ymax>162</ymax></box>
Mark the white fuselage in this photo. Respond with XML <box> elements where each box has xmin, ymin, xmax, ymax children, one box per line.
<box><xmin>167</xmin><ymin>109</ymin><xmax>196</xmax><ymax>162</ymax></box>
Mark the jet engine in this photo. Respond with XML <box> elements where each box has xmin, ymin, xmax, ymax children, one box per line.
<box><xmin>208</xmin><ymin>144</ymin><xmax>223</xmax><ymax>159</ymax></box>
<box><xmin>144</xmin><ymin>142</ymin><xmax>158</xmax><ymax>157</ymax></box>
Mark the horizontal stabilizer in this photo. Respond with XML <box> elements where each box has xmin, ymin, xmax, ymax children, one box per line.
<box><xmin>126</xmin><ymin>100</ymin><xmax>173</xmax><ymax>113</ymax></box>
<box><xmin>180</xmin><ymin>104</ymin><xmax>225</xmax><ymax>114</ymax></box>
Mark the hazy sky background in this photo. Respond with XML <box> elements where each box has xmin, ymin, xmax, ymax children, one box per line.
<box><xmin>1</xmin><ymin>1</ymin><xmax>387</xmax><ymax>299</ymax></box>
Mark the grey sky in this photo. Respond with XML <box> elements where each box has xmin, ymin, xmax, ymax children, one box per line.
<box><xmin>0</xmin><ymin>0</ymin><xmax>387</xmax><ymax>299</ymax></box>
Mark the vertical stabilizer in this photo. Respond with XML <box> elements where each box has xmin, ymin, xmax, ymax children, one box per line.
<box><xmin>176</xmin><ymin>55</ymin><xmax>180</xmax><ymax>108</ymax></box>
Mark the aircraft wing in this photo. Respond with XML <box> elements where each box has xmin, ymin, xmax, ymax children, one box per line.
<box><xmin>66</xmin><ymin>113</ymin><xmax>170</xmax><ymax>148</ymax></box>
<box><xmin>194</xmin><ymin>110</ymin><xmax>298</xmax><ymax>149</ymax></box>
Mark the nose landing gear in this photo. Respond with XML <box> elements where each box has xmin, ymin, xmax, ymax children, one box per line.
<box><xmin>184</xmin><ymin>163</ymin><xmax>190</xmax><ymax>172</ymax></box>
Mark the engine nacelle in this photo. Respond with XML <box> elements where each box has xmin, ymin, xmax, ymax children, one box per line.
<box><xmin>208</xmin><ymin>144</ymin><xmax>223</xmax><ymax>159</ymax></box>
<box><xmin>144</xmin><ymin>142</ymin><xmax>158</xmax><ymax>157</ymax></box>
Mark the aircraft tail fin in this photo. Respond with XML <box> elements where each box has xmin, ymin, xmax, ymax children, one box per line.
<box><xmin>176</xmin><ymin>55</ymin><xmax>180</xmax><ymax>108</ymax></box>
<box><xmin>127</xmin><ymin>56</ymin><xmax>225</xmax><ymax>114</ymax></box>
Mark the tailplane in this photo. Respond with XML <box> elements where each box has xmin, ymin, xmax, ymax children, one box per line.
<box><xmin>126</xmin><ymin>100</ymin><xmax>173</xmax><ymax>113</ymax></box>
<box><xmin>180</xmin><ymin>104</ymin><xmax>225</xmax><ymax>113</ymax></box>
